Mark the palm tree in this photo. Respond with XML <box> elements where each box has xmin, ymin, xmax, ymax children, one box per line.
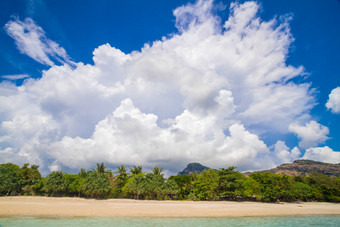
<box><xmin>116</xmin><ymin>164</ymin><xmax>128</xmax><ymax>179</ymax></box>
<box><xmin>130</xmin><ymin>165</ymin><xmax>143</xmax><ymax>175</ymax></box>
<box><xmin>114</xmin><ymin>165</ymin><xmax>129</xmax><ymax>193</ymax></box>
<box><xmin>95</xmin><ymin>163</ymin><xmax>107</xmax><ymax>174</ymax></box>
<box><xmin>152</xmin><ymin>166</ymin><xmax>164</xmax><ymax>177</ymax></box>
<box><xmin>78</xmin><ymin>168</ymin><xmax>87</xmax><ymax>178</ymax></box>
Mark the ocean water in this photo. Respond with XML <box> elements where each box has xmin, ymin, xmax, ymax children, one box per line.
<box><xmin>0</xmin><ymin>215</ymin><xmax>339</xmax><ymax>227</ymax></box>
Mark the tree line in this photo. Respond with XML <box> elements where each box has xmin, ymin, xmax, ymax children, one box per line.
<box><xmin>0</xmin><ymin>163</ymin><xmax>339</xmax><ymax>202</ymax></box>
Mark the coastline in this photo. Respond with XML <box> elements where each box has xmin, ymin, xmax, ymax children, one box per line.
<box><xmin>0</xmin><ymin>196</ymin><xmax>339</xmax><ymax>218</ymax></box>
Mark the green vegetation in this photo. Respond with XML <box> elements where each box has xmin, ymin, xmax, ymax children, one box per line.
<box><xmin>80</xmin><ymin>171</ymin><xmax>111</xmax><ymax>198</ymax></box>
<box><xmin>0</xmin><ymin>162</ymin><xmax>339</xmax><ymax>202</ymax></box>
<box><xmin>0</xmin><ymin>163</ymin><xmax>24</xmax><ymax>196</ymax></box>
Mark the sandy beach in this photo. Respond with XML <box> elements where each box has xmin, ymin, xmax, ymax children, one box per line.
<box><xmin>0</xmin><ymin>196</ymin><xmax>339</xmax><ymax>217</ymax></box>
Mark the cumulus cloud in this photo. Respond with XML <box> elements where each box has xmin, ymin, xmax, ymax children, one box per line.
<box><xmin>0</xmin><ymin>0</ymin><xmax>323</xmax><ymax>173</ymax></box>
<box><xmin>48</xmin><ymin>99</ymin><xmax>272</xmax><ymax>172</ymax></box>
<box><xmin>326</xmin><ymin>87</ymin><xmax>340</xmax><ymax>113</ymax></box>
<box><xmin>5</xmin><ymin>17</ymin><xmax>72</xmax><ymax>66</ymax></box>
<box><xmin>173</xmin><ymin>0</ymin><xmax>217</xmax><ymax>33</ymax></box>
<box><xmin>302</xmin><ymin>146</ymin><xmax>340</xmax><ymax>164</ymax></box>
<box><xmin>289</xmin><ymin>121</ymin><xmax>329</xmax><ymax>149</ymax></box>
<box><xmin>274</xmin><ymin>140</ymin><xmax>301</xmax><ymax>163</ymax></box>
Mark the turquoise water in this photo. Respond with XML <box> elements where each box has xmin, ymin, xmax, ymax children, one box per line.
<box><xmin>0</xmin><ymin>215</ymin><xmax>339</xmax><ymax>226</ymax></box>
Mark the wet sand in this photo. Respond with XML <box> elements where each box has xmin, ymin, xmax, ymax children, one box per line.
<box><xmin>0</xmin><ymin>196</ymin><xmax>339</xmax><ymax>217</ymax></box>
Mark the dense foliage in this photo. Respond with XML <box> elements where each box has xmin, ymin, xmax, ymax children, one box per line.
<box><xmin>0</xmin><ymin>162</ymin><xmax>339</xmax><ymax>202</ymax></box>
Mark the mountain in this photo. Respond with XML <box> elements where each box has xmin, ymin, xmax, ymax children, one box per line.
<box><xmin>179</xmin><ymin>160</ymin><xmax>340</xmax><ymax>177</ymax></box>
<box><xmin>261</xmin><ymin>159</ymin><xmax>340</xmax><ymax>177</ymax></box>
<box><xmin>179</xmin><ymin>163</ymin><xmax>211</xmax><ymax>175</ymax></box>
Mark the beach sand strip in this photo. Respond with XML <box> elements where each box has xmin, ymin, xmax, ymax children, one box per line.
<box><xmin>1</xmin><ymin>196</ymin><xmax>339</xmax><ymax>217</ymax></box>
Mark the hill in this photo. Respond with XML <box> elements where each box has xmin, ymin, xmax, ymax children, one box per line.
<box><xmin>179</xmin><ymin>160</ymin><xmax>340</xmax><ymax>177</ymax></box>
<box><xmin>261</xmin><ymin>159</ymin><xmax>340</xmax><ymax>177</ymax></box>
<box><xmin>178</xmin><ymin>159</ymin><xmax>340</xmax><ymax>177</ymax></box>
<box><xmin>178</xmin><ymin>163</ymin><xmax>211</xmax><ymax>175</ymax></box>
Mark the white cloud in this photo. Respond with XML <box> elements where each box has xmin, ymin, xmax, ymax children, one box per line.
<box><xmin>289</xmin><ymin>121</ymin><xmax>329</xmax><ymax>149</ymax></box>
<box><xmin>302</xmin><ymin>146</ymin><xmax>340</xmax><ymax>164</ymax></box>
<box><xmin>274</xmin><ymin>140</ymin><xmax>301</xmax><ymax>163</ymax></box>
<box><xmin>48</xmin><ymin>99</ymin><xmax>272</xmax><ymax>173</ymax></box>
<box><xmin>326</xmin><ymin>87</ymin><xmax>340</xmax><ymax>113</ymax></box>
<box><xmin>173</xmin><ymin>0</ymin><xmax>217</xmax><ymax>33</ymax></box>
<box><xmin>0</xmin><ymin>1</ymin><xmax>323</xmax><ymax>173</ymax></box>
<box><xmin>291</xmin><ymin>147</ymin><xmax>302</xmax><ymax>160</ymax></box>
<box><xmin>4</xmin><ymin>17</ymin><xmax>72</xmax><ymax>66</ymax></box>
<box><xmin>1</xmin><ymin>74</ymin><xmax>29</xmax><ymax>80</ymax></box>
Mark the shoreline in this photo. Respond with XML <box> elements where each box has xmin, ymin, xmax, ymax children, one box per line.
<box><xmin>1</xmin><ymin>196</ymin><xmax>340</xmax><ymax>218</ymax></box>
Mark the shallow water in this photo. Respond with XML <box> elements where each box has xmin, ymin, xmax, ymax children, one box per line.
<box><xmin>0</xmin><ymin>215</ymin><xmax>339</xmax><ymax>227</ymax></box>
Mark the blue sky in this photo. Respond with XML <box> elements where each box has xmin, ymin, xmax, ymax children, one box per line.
<box><xmin>0</xmin><ymin>0</ymin><xmax>339</xmax><ymax>174</ymax></box>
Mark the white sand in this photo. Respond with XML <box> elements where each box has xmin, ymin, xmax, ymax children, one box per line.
<box><xmin>0</xmin><ymin>196</ymin><xmax>339</xmax><ymax>217</ymax></box>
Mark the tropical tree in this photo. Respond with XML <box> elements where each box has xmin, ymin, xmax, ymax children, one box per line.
<box><xmin>152</xmin><ymin>166</ymin><xmax>164</xmax><ymax>177</ymax></box>
<box><xmin>44</xmin><ymin>171</ymin><xmax>65</xmax><ymax>196</ymax></box>
<box><xmin>291</xmin><ymin>181</ymin><xmax>313</xmax><ymax>201</ymax></box>
<box><xmin>63</xmin><ymin>173</ymin><xmax>84</xmax><ymax>196</ymax></box>
<box><xmin>78</xmin><ymin>168</ymin><xmax>87</xmax><ymax>178</ymax></box>
<box><xmin>168</xmin><ymin>174</ymin><xmax>193</xmax><ymax>200</ymax></box>
<box><xmin>122</xmin><ymin>173</ymin><xmax>145</xmax><ymax>199</ymax></box>
<box><xmin>113</xmin><ymin>164</ymin><xmax>129</xmax><ymax>196</ymax></box>
<box><xmin>20</xmin><ymin>163</ymin><xmax>42</xmax><ymax>195</ymax></box>
<box><xmin>0</xmin><ymin>163</ymin><xmax>23</xmax><ymax>195</ymax></box>
<box><xmin>143</xmin><ymin>173</ymin><xmax>166</xmax><ymax>200</ymax></box>
<box><xmin>306</xmin><ymin>173</ymin><xmax>340</xmax><ymax>202</ymax></box>
<box><xmin>249</xmin><ymin>172</ymin><xmax>288</xmax><ymax>202</ymax></box>
<box><xmin>192</xmin><ymin>169</ymin><xmax>219</xmax><ymax>200</ymax></box>
<box><xmin>130</xmin><ymin>165</ymin><xmax>143</xmax><ymax>175</ymax></box>
<box><xmin>116</xmin><ymin>165</ymin><xmax>129</xmax><ymax>180</ymax></box>
<box><xmin>236</xmin><ymin>177</ymin><xmax>261</xmax><ymax>201</ymax></box>
<box><xmin>80</xmin><ymin>171</ymin><xmax>111</xmax><ymax>198</ymax></box>
<box><xmin>95</xmin><ymin>163</ymin><xmax>107</xmax><ymax>174</ymax></box>
<box><xmin>217</xmin><ymin>166</ymin><xmax>245</xmax><ymax>200</ymax></box>
<box><xmin>163</xmin><ymin>179</ymin><xmax>180</xmax><ymax>199</ymax></box>
<box><xmin>1</xmin><ymin>161</ymin><xmax>339</xmax><ymax>202</ymax></box>
<box><xmin>276</xmin><ymin>174</ymin><xmax>295</xmax><ymax>202</ymax></box>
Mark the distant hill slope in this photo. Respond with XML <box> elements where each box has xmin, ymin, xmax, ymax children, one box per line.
<box><xmin>180</xmin><ymin>160</ymin><xmax>340</xmax><ymax>177</ymax></box>
<box><xmin>261</xmin><ymin>159</ymin><xmax>340</xmax><ymax>177</ymax></box>
<box><xmin>179</xmin><ymin>163</ymin><xmax>211</xmax><ymax>175</ymax></box>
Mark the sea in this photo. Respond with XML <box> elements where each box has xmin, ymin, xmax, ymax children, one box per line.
<box><xmin>0</xmin><ymin>215</ymin><xmax>339</xmax><ymax>227</ymax></box>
